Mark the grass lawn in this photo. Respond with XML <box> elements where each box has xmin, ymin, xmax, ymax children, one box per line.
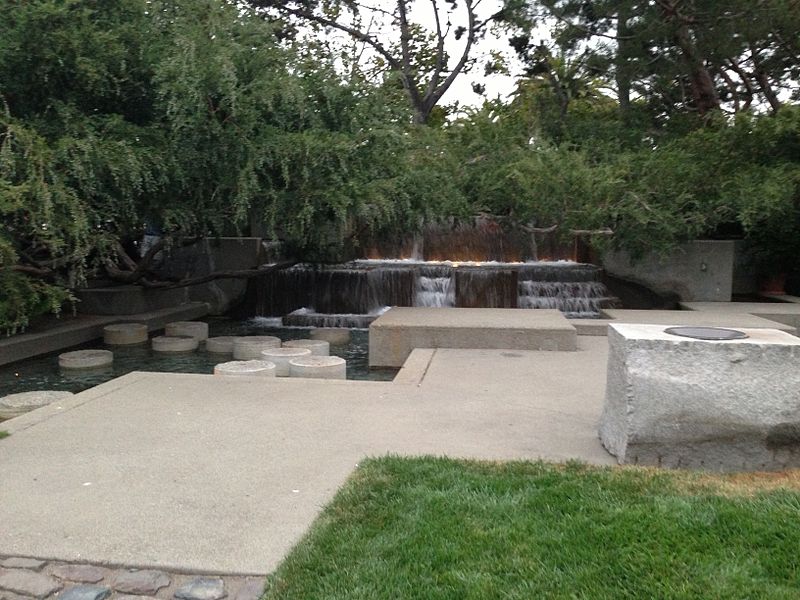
<box><xmin>264</xmin><ymin>457</ymin><xmax>800</xmax><ymax>600</ymax></box>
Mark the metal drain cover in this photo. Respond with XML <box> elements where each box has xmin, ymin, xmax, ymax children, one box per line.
<box><xmin>664</xmin><ymin>326</ymin><xmax>748</xmax><ymax>341</ymax></box>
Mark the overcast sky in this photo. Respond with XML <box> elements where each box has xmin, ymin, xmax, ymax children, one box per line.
<box><xmin>317</xmin><ymin>0</ymin><xmax>531</xmax><ymax>109</ymax></box>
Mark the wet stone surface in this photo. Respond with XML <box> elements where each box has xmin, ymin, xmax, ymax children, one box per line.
<box><xmin>0</xmin><ymin>557</ymin><xmax>265</xmax><ymax>600</ymax></box>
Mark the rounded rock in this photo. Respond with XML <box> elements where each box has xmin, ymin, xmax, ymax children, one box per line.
<box><xmin>103</xmin><ymin>323</ymin><xmax>148</xmax><ymax>345</ymax></box>
<box><xmin>289</xmin><ymin>355</ymin><xmax>347</xmax><ymax>380</ymax></box>
<box><xmin>232</xmin><ymin>336</ymin><xmax>281</xmax><ymax>360</ymax></box>
<box><xmin>205</xmin><ymin>336</ymin><xmax>237</xmax><ymax>354</ymax></box>
<box><xmin>151</xmin><ymin>335</ymin><xmax>199</xmax><ymax>353</ymax></box>
<box><xmin>59</xmin><ymin>349</ymin><xmax>114</xmax><ymax>370</ymax></box>
<box><xmin>309</xmin><ymin>328</ymin><xmax>351</xmax><ymax>345</ymax></box>
<box><xmin>165</xmin><ymin>321</ymin><xmax>209</xmax><ymax>341</ymax></box>
<box><xmin>0</xmin><ymin>390</ymin><xmax>74</xmax><ymax>419</ymax></box>
<box><xmin>260</xmin><ymin>347</ymin><xmax>312</xmax><ymax>376</ymax></box>
<box><xmin>283</xmin><ymin>339</ymin><xmax>330</xmax><ymax>356</ymax></box>
<box><xmin>214</xmin><ymin>360</ymin><xmax>276</xmax><ymax>377</ymax></box>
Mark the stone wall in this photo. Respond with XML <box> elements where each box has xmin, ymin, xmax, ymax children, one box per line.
<box><xmin>602</xmin><ymin>240</ymin><xmax>736</xmax><ymax>302</ymax></box>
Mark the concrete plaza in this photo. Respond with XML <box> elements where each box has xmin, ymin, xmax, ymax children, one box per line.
<box><xmin>0</xmin><ymin>337</ymin><xmax>611</xmax><ymax>575</ymax></box>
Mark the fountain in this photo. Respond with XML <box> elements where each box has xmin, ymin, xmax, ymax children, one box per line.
<box><xmin>249</xmin><ymin>220</ymin><xmax>618</xmax><ymax>326</ymax></box>
<box><xmin>251</xmin><ymin>260</ymin><xmax>619</xmax><ymax>327</ymax></box>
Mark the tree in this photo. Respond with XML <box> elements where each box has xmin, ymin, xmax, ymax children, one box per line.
<box><xmin>502</xmin><ymin>0</ymin><xmax>800</xmax><ymax>126</ymax></box>
<box><xmin>248</xmin><ymin>0</ymin><xmax>497</xmax><ymax>124</ymax></box>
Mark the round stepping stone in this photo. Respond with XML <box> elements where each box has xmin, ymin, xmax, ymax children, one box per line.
<box><xmin>205</xmin><ymin>336</ymin><xmax>237</xmax><ymax>354</ymax></box>
<box><xmin>0</xmin><ymin>391</ymin><xmax>74</xmax><ymax>419</ymax></box>
<box><xmin>289</xmin><ymin>355</ymin><xmax>347</xmax><ymax>380</ymax></box>
<box><xmin>165</xmin><ymin>321</ymin><xmax>209</xmax><ymax>341</ymax></box>
<box><xmin>310</xmin><ymin>328</ymin><xmax>351</xmax><ymax>345</ymax></box>
<box><xmin>59</xmin><ymin>349</ymin><xmax>114</xmax><ymax>370</ymax></box>
<box><xmin>283</xmin><ymin>339</ymin><xmax>330</xmax><ymax>356</ymax></box>
<box><xmin>214</xmin><ymin>360</ymin><xmax>276</xmax><ymax>377</ymax></box>
<box><xmin>260</xmin><ymin>347</ymin><xmax>312</xmax><ymax>376</ymax></box>
<box><xmin>232</xmin><ymin>336</ymin><xmax>281</xmax><ymax>360</ymax></box>
<box><xmin>103</xmin><ymin>323</ymin><xmax>148</xmax><ymax>345</ymax></box>
<box><xmin>151</xmin><ymin>335</ymin><xmax>199</xmax><ymax>353</ymax></box>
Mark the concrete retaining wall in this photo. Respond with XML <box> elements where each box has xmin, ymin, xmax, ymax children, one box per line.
<box><xmin>602</xmin><ymin>240</ymin><xmax>735</xmax><ymax>302</ymax></box>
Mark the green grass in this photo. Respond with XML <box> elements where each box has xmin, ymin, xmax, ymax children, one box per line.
<box><xmin>263</xmin><ymin>457</ymin><xmax>800</xmax><ymax>600</ymax></box>
<box><xmin>0</xmin><ymin>430</ymin><xmax>9</xmax><ymax>440</ymax></box>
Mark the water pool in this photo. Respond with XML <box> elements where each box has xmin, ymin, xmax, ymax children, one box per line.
<box><xmin>0</xmin><ymin>318</ymin><xmax>397</xmax><ymax>399</ymax></box>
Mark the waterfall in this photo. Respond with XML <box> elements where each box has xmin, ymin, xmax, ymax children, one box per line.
<box><xmin>415</xmin><ymin>265</ymin><xmax>454</xmax><ymax>307</ymax></box>
<box><xmin>251</xmin><ymin>260</ymin><xmax>618</xmax><ymax>323</ymax></box>
<box><xmin>518</xmin><ymin>281</ymin><xmax>609</xmax><ymax>318</ymax></box>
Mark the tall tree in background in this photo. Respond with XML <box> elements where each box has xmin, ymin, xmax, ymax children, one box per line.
<box><xmin>503</xmin><ymin>0</ymin><xmax>800</xmax><ymax>125</ymax></box>
<box><xmin>248</xmin><ymin>0</ymin><xmax>498</xmax><ymax>124</ymax></box>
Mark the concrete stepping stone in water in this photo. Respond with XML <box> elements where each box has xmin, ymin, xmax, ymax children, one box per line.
<box><xmin>0</xmin><ymin>391</ymin><xmax>74</xmax><ymax>419</ymax></box>
<box><xmin>205</xmin><ymin>336</ymin><xmax>238</xmax><ymax>354</ymax></box>
<box><xmin>113</xmin><ymin>570</ymin><xmax>171</xmax><ymax>595</ymax></box>
<box><xmin>283</xmin><ymin>339</ymin><xmax>330</xmax><ymax>356</ymax></box>
<box><xmin>58</xmin><ymin>350</ymin><xmax>114</xmax><ymax>370</ymax></box>
<box><xmin>152</xmin><ymin>335</ymin><xmax>199</xmax><ymax>353</ymax></box>
<box><xmin>103</xmin><ymin>323</ymin><xmax>148</xmax><ymax>345</ymax></box>
<box><xmin>232</xmin><ymin>336</ymin><xmax>280</xmax><ymax>360</ymax></box>
<box><xmin>174</xmin><ymin>577</ymin><xmax>226</xmax><ymax>600</ymax></box>
<box><xmin>0</xmin><ymin>569</ymin><xmax>62</xmax><ymax>599</ymax></box>
<box><xmin>260</xmin><ymin>347</ymin><xmax>312</xmax><ymax>376</ymax></box>
<box><xmin>310</xmin><ymin>328</ymin><xmax>350</xmax><ymax>346</ymax></box>
<box><xmin>58</xmin><ymin>585</ymin><xmax>112</xmax><ymax>600</ymax></box>
<box><xmin>214</xmin><ymin>360</ymin><xmax>276</xmax><ymax>377</ymax></box>
<box><xmin>289</xmin><ymin>355</ymin><xmax>346</xmax><ymax>380</ymax></box>
<box><xmin>165</xmin><ymin>321</ymin><xmax>209</xmax><ymax>341</ymax></box>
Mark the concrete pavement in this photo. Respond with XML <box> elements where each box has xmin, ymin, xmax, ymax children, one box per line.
<box><xmin>0</xmin><ymin>337</ymin><xmax>612</xmax><ymax>575</ymax></box>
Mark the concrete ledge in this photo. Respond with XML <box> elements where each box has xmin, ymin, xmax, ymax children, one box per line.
<box><xmin>681</xmin><ymin>301</ymin><xmax>800</xmax><ymax>331</ymax></box>
<box><xmin>392</xmin><ymin>349</ymin><xmax>436</xmax><ymax>385</ymax></box>
<box><xmin>0</xmin><ymin>303</ymin><xmax>210</xmax><ymax>367</ymax></box>
<box><xmin>568</xmin><ymin>319</ymin><xmax>611</xmax><ymax>336</ymax></box>
<box><xmin>369</xmin><ymin>308</ymin><xmax>576</xmax><ymax>368</ymax></box>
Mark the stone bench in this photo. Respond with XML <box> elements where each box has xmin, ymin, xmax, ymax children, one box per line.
<box><xmin>599</xmin><ymin>323</ymin><xmax>800</xmax><ymax>471</ymax></box>
<box><xmin>369</xmin><ymin>307</ymin><xmax>577</xmax><ymax>367</ymax></box>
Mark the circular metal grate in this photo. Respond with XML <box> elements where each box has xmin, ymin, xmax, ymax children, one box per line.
<box><xmin>664</xmin><ymin>326</ymin><xmax>748</xmax><ymax>341</ymax></box>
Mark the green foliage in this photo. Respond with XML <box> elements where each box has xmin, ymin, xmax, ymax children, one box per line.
<box><xmin>265</xmin><ymin>456</ymin><xmax>800</xmax><ymax>599</ymax></box>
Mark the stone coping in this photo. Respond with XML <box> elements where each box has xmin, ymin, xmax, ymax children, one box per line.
<box><xmin>0</xmin><ymin>303</ymin><xmax>210</xmax><ymax>368</ymax></box>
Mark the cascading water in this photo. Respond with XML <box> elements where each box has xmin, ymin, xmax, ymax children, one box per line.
<box><xmin>415</xmin><ymin>265</ymin><xmax>454</xmax><ymax>307</ymax></box>
<box><xmin>518</xmin><ymin>281</ymin><xmax>609</xmax><ymax>317</ymax></box>
<box><xmin>251</xmin><ymin>260</ymin><xmax>619</xmax><ymax>325</ymax></box>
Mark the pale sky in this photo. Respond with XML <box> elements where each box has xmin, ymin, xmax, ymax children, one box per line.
<box><xmin>315</xmin><ymin>0</ymin><xmax>531</xmax><ymax>110</ymax></box>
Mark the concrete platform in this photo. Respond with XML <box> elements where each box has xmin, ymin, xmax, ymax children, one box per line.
<box><xmin>0</xmin><ymin>337</ymin><xmax>611</xmax><ymax>575</ymax></box>
<box><xmin>369</xmin><ymin>307</ymin><xmax>577</xmax><ymax>367</ymax></box>
<box><xmin>681</xmin><ymin>301</ymin><xmax>800</xmax><ymax>331</ymax></box>
<box><xmin>600</xmin><ymin>309</ymin><xmax>797</xmax><ymax>335</ymax></box>
<box><xmin>0</xmin><ymin>303</ymin><xmax>210</xmax><ymax>367</ymax></box>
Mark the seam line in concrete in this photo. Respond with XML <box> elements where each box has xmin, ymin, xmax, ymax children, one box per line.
<box><xmin>418</xmin><ymin>349</ymin><xmax>437</xmax><ymax>387</ymax></box>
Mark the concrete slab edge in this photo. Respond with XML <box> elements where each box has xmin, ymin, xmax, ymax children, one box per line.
<box><xmin>392</xmin><ymin>349</ymin><xmax>436</xmax><ymax>385</ymax></box>
<box><xmin>0</xmin><ymin>372</ymin><xmax>151</xmax><ymax>435</ymax></box>
<box><xmin>0</xmin><ymin>303</ymin><xmax>210</xmax><ymax>368</ymax></box>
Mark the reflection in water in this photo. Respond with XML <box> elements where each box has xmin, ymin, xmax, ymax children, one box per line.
<box><xmin>0</xmin><ymin>319</ymin><xmax>395</xmax><ymax>397</ymax></box>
